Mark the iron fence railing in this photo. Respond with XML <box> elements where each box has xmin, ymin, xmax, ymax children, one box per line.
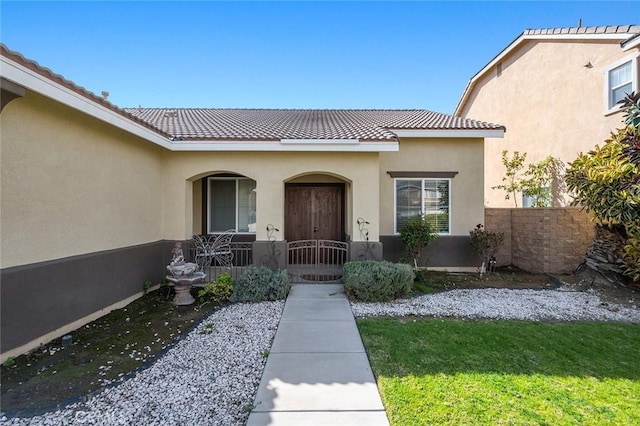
<box><xmin>180</xmin><ymin>239</ymin><xmax>349</xmax><ymax>284</ymax></box>
<box><xmin>186</xmin><ymin>241</ymin><xmax>253</xmax><ymax>283</ymax></box>
<box><xmin>287</xmin><ymin>240</ymin><xmax>348</xmax><ymax>283</ymax></box>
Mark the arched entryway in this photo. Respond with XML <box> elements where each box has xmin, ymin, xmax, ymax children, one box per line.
<box><xmin>284</xmin><ymin>174</ymin><xmax>350</xmax><ymax>283</ymax></box>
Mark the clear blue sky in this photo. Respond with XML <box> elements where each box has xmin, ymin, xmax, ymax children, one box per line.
<box><xmin>1</xmin><ymin>1</ymin><xmax>637</xmax><ymax>113</ymax></box>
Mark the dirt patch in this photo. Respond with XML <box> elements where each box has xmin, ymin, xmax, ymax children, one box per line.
<box><xmin>0</xmin><ymin>286</ymin><xmax>219</xmax><ymax>418</ymax></box>
<box><xmin>554</xmin><ymin>268</ymin><xmax>640</xmax><ymax>308</ymax></box>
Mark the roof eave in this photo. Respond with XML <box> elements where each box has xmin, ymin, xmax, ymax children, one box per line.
<box><xmin>167</xmin><ymin>140</ymin><xmax>400</xmax><ymax>152</ymax></box>
<box><xmin>0</xmin><ymin>54</ymin><xmax>173</xmax><ymax>149</ymax></box>
<box><xmin>622</xmin><ymin>32</ymin><xmax>640</xmax><ymax>50</ymax></box>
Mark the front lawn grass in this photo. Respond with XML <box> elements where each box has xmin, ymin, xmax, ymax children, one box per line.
<box><xmin>358</xmin><ymin>318</ymin><xmax>640</xmax><ymax>425</ymax></box>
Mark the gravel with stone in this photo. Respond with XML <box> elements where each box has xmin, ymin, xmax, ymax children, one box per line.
<box><xmin>351</xmin><ymin>287</ymin><xmax>640</xmax><ymax>322</ymax></box>
<box><xmin>2</xmin><ymin>301</ymin><xmax>284</xmax><ymax>426</ymax></box>
<box><xmin>4</xmin><ymin>285</ymin><xmax>639</xmax><ymax>425</ymax></box>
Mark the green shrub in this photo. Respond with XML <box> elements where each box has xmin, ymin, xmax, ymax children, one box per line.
<box><xmin>343</xmin><ymin>261</ymin><xmax>414</xmax><ymax>302</ymax></box>
<box><xmin>198</xmin><ymin>272</ymin><xmax>234</xmax><ymax>306</ymax></box>
<box><xmin>566</xmin><ymin>92</ymin><xmax>640</xmax><ymax>281</ymax></box>
<box><xmin>399</xmin><ymin>215</ymin><xmax>437</xmax><ymax>269</ymax></box>
<box><xmin>230</xmin><ymin>266</ymin><xmax>291</xmax><ymax>303</ymax></box>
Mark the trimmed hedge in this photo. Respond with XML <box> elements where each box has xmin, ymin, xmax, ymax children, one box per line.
<box><xmin>343</xmin><ymin>261</ymin><xmax>415</xmax><ymax>302</ymax></box>
<box><xmin>230</xmin><ymin>266</ymin><xmax>291</xmax><ymax>303</ymax></box>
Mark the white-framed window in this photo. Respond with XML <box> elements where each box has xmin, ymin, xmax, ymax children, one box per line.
<box><xmin>522</xmin><ymin>187</ymin><xmax>550</xmax><ymax>208</ymax></box>
<box><xmin>395</xmin><ymin>178</ymin><xmax>450</xmax><ymax>234</ymax></box>
<box><xmin>207</xmin><ymin>177</ymin><xmax>256</xmax><ymax>233</ymax></box>
<box><xmin>604</xmin><ymin>53</ymin><xmax>639</xmax><ymax>113</ymax></box>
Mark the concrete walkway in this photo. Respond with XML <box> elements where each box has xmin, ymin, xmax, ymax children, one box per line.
<box><xmin>247</xmin><ymin>284</ymin><xmax>390</xmax><ymax>426</ymax></box>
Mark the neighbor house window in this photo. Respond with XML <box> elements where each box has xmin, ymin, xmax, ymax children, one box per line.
<box><xmin>395</xmin><ymin>179</ymin><xmax>450</xmax><ymax>234</ymax></box>
<box><xmin>208</xmin><ymin>177</ymin><xmax>256</xmax><ymax>233</ymax></box>
<box><xmin>605</xmin><ymin>54</ymin><xmax>638</xmax><ymax>112</ymax></box>
<box><xmin>522</xmin><ymin>186</ymin><xmax>551</xmax><ymax>208</ymax></box>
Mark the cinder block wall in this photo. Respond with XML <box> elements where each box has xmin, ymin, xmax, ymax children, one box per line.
<box><xmin>484</xmin><ymin>208</ymin><xmax>513</xmax><ymax>266</ymax></box>
<box><xmin>485</xmin><ymin>208</ymin><xmax>594</xmax><ymax>274</ymax></box>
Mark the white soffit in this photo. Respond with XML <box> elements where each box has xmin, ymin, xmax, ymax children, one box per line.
<box><xmin>622</xmin><ymin>35</ymin><xmax>640</xmax><ymax>51</ymax></box>
<box><xmin>0</xmin><ymin>56</ymin><xmax>172</xmax><ymax>149</ymax></box>
<box><xmin>280</xmin><ymin>138</ymin><xmax>359</xmax><ymax>145</ymax></box>
<box><xmin>391</xmin><ymin>129</ymin><xmax>505</xmax><ymax>138</ymax></box>
<box><xmin>169</xmin><ymin>141</ymin><xmax>399</xmax><ymax>152</ymax></box>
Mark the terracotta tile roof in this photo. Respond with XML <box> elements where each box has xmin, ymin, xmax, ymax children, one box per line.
<box><xmin>2</xmin><ymin>43</ymin><xmax>503</xmax><ymax>143</ymax></box>
<box><xmin>124</xmin><ymin>108</ymin><xmax>504</xmax><ymax>142</ymax></box>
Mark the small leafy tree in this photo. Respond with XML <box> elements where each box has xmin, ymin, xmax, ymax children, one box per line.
<box><xmin>494</xmin><ymin>150</ymin><xmax>566</xmax><ymax>207</ymax></box>
<box><xmin>469</xmin><ymin>224</ymin><xmax>504</xmax><ymax>275</ymax></box>
<box><xmin>566</xmin><ymin>92</ymin><xmax>640</xmax><ymax>282</ymax></box>
<box><xmin>521</xmin><ymin>156</ymin><xmax>566</xmax><ymax>207</ymax></box>
<box><xmin>399</xmin><ymin>215</ymin><xmax>437</xmax><ymax>269</ymax></box>
<box><xmin>492</xmin><ymin>150</ymin><xmax>527</xmax><ymax>207</ymax></box>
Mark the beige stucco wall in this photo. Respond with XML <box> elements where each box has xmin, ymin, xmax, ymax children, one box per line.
<box><xmin>1</xmin><ymin>92</ymin><xmax>165</xmax><ymax>268</ymax></box>
<box><xmin>1</xmin><ymin>92</ymin><xmax>488</xmax><ymax>266</ymax></box>
<box><xmin>162</xmin><ymin>151</ymin><xmax>380</xmax><ymax>242</ymax></box>
<box><xmin>459</xmin><ymin>40</ymin><xmax>640</xmax><ymax>207</ymax></box>
<box><xmin>378</xmin><ymin>138</ymin><xmax>485</xmax><ymax>236</ymax></box>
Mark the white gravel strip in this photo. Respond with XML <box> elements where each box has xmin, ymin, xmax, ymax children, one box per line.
<box><xmin>2</xmin><ymin>301</ymin><xmax>284</xmax><ymax>426</ymax></box>
<box><xmin>351</xmin><ymin>287</ymin><xmax>640</xmax><ymax>322</ymax></box>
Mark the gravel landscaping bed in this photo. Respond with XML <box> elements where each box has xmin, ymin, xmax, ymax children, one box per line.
<box><xmin>2</xmin><ymin>301</ymin><xmax>284</xmax><ymax>426</ymax></box>
<box><xmin>4</xmin><ymin>284</ymin><xmax>639</xmax><ymax>425</ymax></box>
<box><xmin>351</xmin><ymin>287</ymin><xmax>640</xmax><ymax>322</ymax></box>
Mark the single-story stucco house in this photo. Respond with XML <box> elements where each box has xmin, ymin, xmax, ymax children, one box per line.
<box><xmin>0</xmin><ymin>44</ymin><xmax>504</xmax><ymax>360</ymax></box>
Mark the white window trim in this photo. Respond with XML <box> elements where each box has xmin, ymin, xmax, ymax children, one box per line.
<box><xmin>393</xmin><ymin>178</ymin><xmax>451</xmax><ymax>235</ymax></box>
<box><xmin>603</xmin><ymin>52</ymin><xmax>639</xmax><ymax>115</ymax></box>
<box><xmin>207</xmin><ymin>177</ymin><xmax>256</xmax><ymax>234</ymax></box>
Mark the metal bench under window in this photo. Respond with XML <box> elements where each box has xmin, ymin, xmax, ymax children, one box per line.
<box><xmin>193</xmin><ymin>230</ymin><xmax>236</xmax><ymax>271</ymax></box>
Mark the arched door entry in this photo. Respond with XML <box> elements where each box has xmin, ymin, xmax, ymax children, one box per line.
<box><xmin>285</xmin><ymin>184</ymin><xmax>344</xmax><ymax>241</ymax></box>
<box><xmin>285</xmin><ymin>183</ymin><xmax>348</xmax><ymax>282</ymax></box>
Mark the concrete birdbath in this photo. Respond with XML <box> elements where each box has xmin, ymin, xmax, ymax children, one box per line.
<box><xmin>166</xmin><ymin>242</ymin><xmax>205</xmax><ymax>305</ymax></box>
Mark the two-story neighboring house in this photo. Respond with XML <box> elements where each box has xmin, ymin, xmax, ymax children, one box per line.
<box><xmin>455</xmin><ymin>25</ymin><xmax>640</xmax><ymax>207</ymax></box>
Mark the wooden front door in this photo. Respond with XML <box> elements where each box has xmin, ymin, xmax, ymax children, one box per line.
<box><xmin>285</xmin><ymin>184</ymin><xmax>344</xmax><ymax>241</ymax></box>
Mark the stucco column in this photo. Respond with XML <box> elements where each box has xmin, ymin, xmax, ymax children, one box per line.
<box><xmin>255</xmin><ymin>179</ymin><xmax>284</xmax><ymax>241</ymax></box>
<box><xmin>349</xmin><ymin>175</ymin><xmax>383</xmax><ymax>260</ymax></box>
<box><xmin>183</xmin><ymin>180</ymin><xmax>193</xmax><ymax>239</ymax></box>
<box><xmin>162</xmin><ymin>169</ymin><xmax>189</xmax><ymax>240</ymax></box>
<box><xmin>351</xmin><ymin>170</ymin><xmax>380</xmax><ymax>242</ymax></box>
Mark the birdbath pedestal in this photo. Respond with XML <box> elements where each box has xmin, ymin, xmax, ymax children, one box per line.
<box><xmin>166</xmin><ymin>242</ymin><xmax>206</xmax><ymax>306</ymax></box>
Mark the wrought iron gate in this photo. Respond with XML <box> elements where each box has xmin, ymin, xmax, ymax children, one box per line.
<box><xmin>287</xmin><ymin>240</ymin><xmax>349</xmax><ymax>283</ymax></box>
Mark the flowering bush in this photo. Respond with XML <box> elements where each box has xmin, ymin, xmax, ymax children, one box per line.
<box><xmin>469</xmin><ymin>224</ymin><xmax>504</xmax><ymax>272</ymax></box>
